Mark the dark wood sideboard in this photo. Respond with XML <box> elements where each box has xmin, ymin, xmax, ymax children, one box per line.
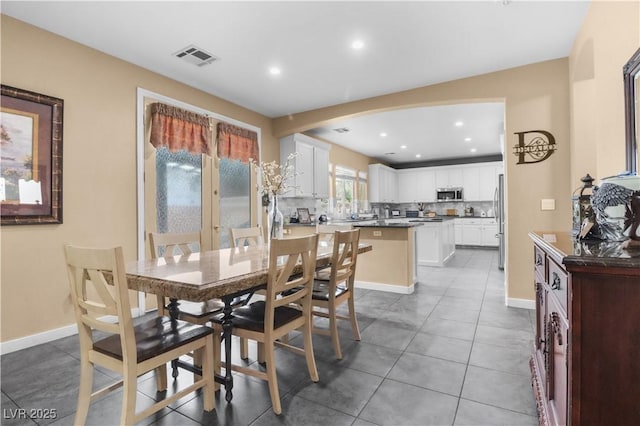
<box><xmin>529</xmin><ymin>232</ymin><xmax>640</xmax><ymax>426</ymax></box>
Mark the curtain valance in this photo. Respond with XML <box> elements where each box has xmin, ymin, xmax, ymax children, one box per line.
<box><xmin>216</xmin><ymin>122</ymin><xmax>259</xmax><ymax>164</ymax></box>
<box><xmin>149</xmin><ymin>103</ymin><xmax>211</xmax><ymax>154</ymax></box>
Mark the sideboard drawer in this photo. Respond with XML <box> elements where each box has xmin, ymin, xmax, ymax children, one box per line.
<box><xmin>534</xmin><ymin>245</ymin><xmax>547</xmax><ymax>280</ymax></box>
<box><xmin>548</xmin><ymin>260</ymin><xmax>568</xmax><ymax>314</ymax></box>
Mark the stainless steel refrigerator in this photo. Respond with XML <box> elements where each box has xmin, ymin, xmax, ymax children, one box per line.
<box><xmin>494</xmin><ymin>174</ymin><xmax>505</xmax><ymax>270</ymax></box>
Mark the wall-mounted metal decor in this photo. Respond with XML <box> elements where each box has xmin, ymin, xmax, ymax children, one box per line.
<box><xmin>513</xmin><ymin>130</ymin><xmax>557</xmax><ymax>165</ymax></box>
<box><xmin>623</xmin><ymin>47</ymin><xmax>640</xmax><ymax>175</ymax></box>
<box><xmin>1</xmin><ymin>85</ymin><xmax>63</xmax><ymax>225</ymax></box>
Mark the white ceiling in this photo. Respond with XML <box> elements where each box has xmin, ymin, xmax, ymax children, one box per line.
<box><xmin>2</xmin><ymin>1</ymin><xmax>589</xmax><ymax>164</ymax></box>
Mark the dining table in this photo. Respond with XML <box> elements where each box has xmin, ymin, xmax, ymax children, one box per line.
<box><xmin>124</xmin><ymin>240</ymin><xmax>373</xmax><ymax>403</ymax></box>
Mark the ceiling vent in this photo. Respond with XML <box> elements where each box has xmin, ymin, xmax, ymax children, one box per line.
<box><xmin>333</xmin><ymin>127</ymin><xmax>351</xmax><ymax>133</ymax></box>
<box><xmin>174</xmin><ymin>45</ymin><xmax>218</xmax><ymax>67</ymax></box>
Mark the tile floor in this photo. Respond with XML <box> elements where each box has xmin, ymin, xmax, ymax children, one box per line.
<box><xmin>1</xmin><ymin>248</ymin><xmax>538</xmax><ymax>426</ymax></box>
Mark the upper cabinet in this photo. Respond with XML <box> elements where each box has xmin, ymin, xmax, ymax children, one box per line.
<box><xmin>376</xmin><ymin>161</ymin><xmax>503</xmax><ymax>204</ymax></box>
<box><xmin>398</xmin><ymin>168</ymin><xmax>435</xmax><ymax>202</ymax></box>
<box><xmin>436</xmin><ymin>168</ymin><xmax>463</xmax><ymax>188</ymax></box>
<box><xmin>369</xmin><ymin>164</ymin><xmax>398</xmax><ymax>203</ymax></box>
<box><xmin>280</xmin><ymin>133</ymin><xmax>330</xmax><ymax>198</ymax></box>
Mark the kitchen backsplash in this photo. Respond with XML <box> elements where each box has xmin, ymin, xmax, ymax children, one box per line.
<box><xmin>278</xmin><ymin>196</ymin><xmax>495</xmax><ymax>220</ymax></box>
<box><xmin>371</xmin><ymin>201</ymin><xmax>496</xmax><ymax>217</ymax></box>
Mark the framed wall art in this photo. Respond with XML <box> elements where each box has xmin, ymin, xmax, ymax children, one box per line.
<box><xmin>1</xmin><ymin>85</ymin><xmax>63</xmax><ymax>225</ymax></box>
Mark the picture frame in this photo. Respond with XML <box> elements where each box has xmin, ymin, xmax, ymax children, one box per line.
<box><xmin>1</xmin><ymin>85</ymin><xmax>63</xmax><ymax>225</ymax></box>
<box><xmin>297</xmin><ymin>207</ymin><xmax>311</xmax><ymax>224</ymax></box>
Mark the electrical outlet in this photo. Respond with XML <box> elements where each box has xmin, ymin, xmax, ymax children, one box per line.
<box><xmin>541</xmin><ymin>199</ymin><xmax>556</xmax><ymax>210</ymax></box>
<box><xmin>373</xmin><ymin>230</ymin><xmax>382</xmax><ymax>237</ymax></box>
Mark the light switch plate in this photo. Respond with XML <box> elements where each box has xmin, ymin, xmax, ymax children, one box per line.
<box><xmin>541</xmin><ymin>199</ymin><xmax>556</xmax><ymax>210</ymax></box>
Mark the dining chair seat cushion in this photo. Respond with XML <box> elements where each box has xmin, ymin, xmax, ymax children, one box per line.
<box><xmin>212</xmin><ymin>301</ymin><xmax>302</xmax><ymax>333</ymax></box>
<box><xmin>93</xmin><ymin>316</ymin><xmax>214</xmax><ymax>363</ymax></box>
<box><xmin>311</xmin><ymin>280</ymin><xmax>348</xmax><ymax>301</ymax></box>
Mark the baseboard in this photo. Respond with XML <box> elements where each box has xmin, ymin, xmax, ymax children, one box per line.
<box><xmin>507</xmin><ymin>297</ymin><xmax>535</xmax><ymax>310</ymax></box>
<box><xmin>0</xmin><ymin>308</ymin><xmax>141</xmax><ymax>355</ymax></box>
<box><xmin>355</xmin><ymin>280</ymin><xmax>415</xmax><ymax>294</ymax></box>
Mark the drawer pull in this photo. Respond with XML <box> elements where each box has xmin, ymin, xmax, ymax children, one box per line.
<box><xmin>551</xmin><ymin>312</ymin><xmax>563</xmax><ymax>346</ymax></box>
<box><xmin>551</xmin><ymin>272</ymin><xmax>562</xmax><ymax>290</ymax></box>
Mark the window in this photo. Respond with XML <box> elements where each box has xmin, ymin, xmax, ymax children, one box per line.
<box><xmin>335</xmin><ymin>166</ymin><xmax>356</xmax><ymax>216</ymax></box>
<box><xmin>357</xmin><ymin>171</ymin><xmax>368</xmax><ymax>212</ymax></box>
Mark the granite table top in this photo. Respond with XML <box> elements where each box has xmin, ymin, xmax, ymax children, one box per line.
<box><xmin>125</xmin><ymin>243</ymin><xmax>373</xmax><ymax>301</ymax></box>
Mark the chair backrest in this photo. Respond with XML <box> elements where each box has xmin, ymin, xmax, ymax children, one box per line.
<box><xmin>64</xmin><ymin>245</ymin><xmax>135</xmax><ymax>360</ymax></box>
<box><xmin>265</xmin><ymin>234</ymin><xmax>319</xmax><ymax>322</ymax></box>
<box><xmin>230</xmin><ymin>226</ymin><xmax>264</xmax><ymax>248</ymax></box>
<box><xmin>329</xmin><ymin>229</ymin><xmax>361</xmax><ymax>287</ymax></box>
<box><xmin>316</xmin><ymin>224</ymin><xmax>352</xmax><ymax>246</ymax></box>
<box><xmin>149</xmin><ymin>231</ymin><xmax>201</xmax><ymax>259</ymax></box>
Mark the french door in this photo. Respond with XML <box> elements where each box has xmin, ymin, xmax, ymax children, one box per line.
<box><xmin>137</xmin><ymin>89</ymin><xmax>259</xmax><ymax>312</ymax></box>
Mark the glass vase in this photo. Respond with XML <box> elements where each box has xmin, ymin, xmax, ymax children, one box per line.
<box><xmin>267</xmin><ymin>194</ymin><xmax>284</xmax><ymax>240</ymax></box>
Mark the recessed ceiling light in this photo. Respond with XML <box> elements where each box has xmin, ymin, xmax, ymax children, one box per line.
<box><xmin>455</xmin><ymin>121</ymin><xmax>464</xmax><ymax>127</ymax></box>
<box><xmin>415</xmin><ymin>154</ymin><xmax>422</xmax><ymax>158</ymax></box>
<box><xmin>400</xmin><ymin>145</ymin><xmax>407</xmax><ymax>149</ymax></box>
<box><xmin>351</xmin><ymin>40</ymin><xmax>365</xmax><ymax>49</ymax></box>
<box><xmin>268</xmin><ymin>67</ymin><xmax>281</xmax><ymax>75</ymax></box>
<box><xmin>470</xmin><ymin>148</ymin><xmax>477</xmax><ymax>153</ymax></box>
<box><xmin>464</xmin><ymin>137</ymin><xmax>472</xmax><ymax>142</ymax></box>
<box><xmin>380</xmin><ymin>132</ymin><xmax>387</xmax><ymax>137</ymax></box>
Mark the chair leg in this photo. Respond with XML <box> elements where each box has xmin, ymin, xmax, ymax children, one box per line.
<box><xmin>201</xmin><ymin>338</ymin><xmax>215</xmax><ymax>412</ymax></box>
<box><xmin>213</xmin><ymin>327</ymin><xmax>222</xmax><ymax>392</ymax></box>
<box><xmin>257</xmin><ymin>342</ymin><xmax>265</xmax><ymax>364</ymax></box>
<box><xmin>240</xmin><ymin>337</ymin><xmax>248</xmax><ymax>360</ymax></box>
<box><xmin>264</xmin><ymin>341</ymin><xmax>281</xmax><ymax>415</ymax></box>
<box><xmin>74</xmin><ymin>357</ymin><xmax>93</xmax><ymax>425</ymax></box>
<box><xmin>193</xmin><ymin>349</ymin><xmax>203</xmax><ymax>382</ymax></box>
<box><xmin>328</xmin><ymin>304</ymin><xmax>342</xmax><ymax>359</ymax></box>
<box><xmin>155</xmin><ymin>364</ymin><xmax>167</xmax><ymax>392</ymax></box>
<box><xmin>302</xmin><ymin>319</ymin><xmax>319</xmax><ymax>382</ymax></box>
<box><xmin>121</xmin><ymin>367</ymin><xmax>138</xmax><ymax>426</ymax></box>
<box><xmin>348</xmin><ymin>296</ymin><xmax>361</xmax><ymax>341</ymax></box>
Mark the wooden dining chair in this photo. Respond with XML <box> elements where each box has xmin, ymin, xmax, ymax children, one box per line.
<box><xmin>311</xmin><ymin>228</ymin><xmax>361</xmax><ymax>359</ymax></box>
<box><xmin>149</xmin><ymin>231</ymin><xmax>225</xmax><ymax>323</ymax></box>
<box><xmin>64</xmin><ymin>244</ymin><xmax>215</xmax><ymax>425</ymax></box>
<box><xmin>315</xmin><ymin>223</ymin><xmax>353</xmax><ymax>279</ymax></box>
<box><xmin>149</xmin><ymin>231</ymin><xmax>251</xmax><ymax>361</ymax></box>
<box><xmin>211</xmin><ymin>234</ymin><xmax>320</xmax><ymax>415</ymax></box>
<box><xmin>230</xmin><ymin>226</ymin><xmax>264</xmax><ymax>248</ymax></box>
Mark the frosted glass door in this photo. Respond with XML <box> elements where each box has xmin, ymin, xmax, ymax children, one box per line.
<box><xmin>156</xmin><ymin>146</ymin><xmax>202</xmax><ymax>235</ymax></box>
<box><xmin>218</xmin><ymin>158</ymin><xmax>250</xmax><ymax>248</ymax></box>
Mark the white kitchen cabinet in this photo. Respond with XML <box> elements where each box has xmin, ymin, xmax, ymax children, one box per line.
<box><xmin>397</xmin><ymin>168</ymin><xmax>436</xmax><ymax>202</ymax></box>
<box><xmin>478</xmin><ymin>165</ymin><xmax>497</xmax><ymax>201</ymax></box>
<box><xmin>280</xmin><ymin>133</ymin><xmax>330</xmax><ymax>198</ymax></box>
<box><xmin>455</xmin><ymin>218</ymin><xmax>498</xmax><ymax>247</ymax></box>
<box><xmin>436</xmin><ymin>167</ymin><xmax>463</xmax><ymax>189</ymax></box>
<box><xmin>462</xmin><ymin>167</ymin><xmax>480</xmax><ymax>201</ymax></box>
<box><xmin>369</xmin><ymin>164</ymin><xmax>398</xmax><ymax>203</ymax></box>
<box><xmin>454</xmin><ymin>219</ymin><xmax>464</xmax><ymax>244</ymax></box>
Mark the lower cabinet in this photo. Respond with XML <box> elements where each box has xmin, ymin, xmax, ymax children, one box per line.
<box><xmin>455</xmin><ymin>218</ymin><xmax>498</xmax><ymax>247</ymax></box>
<box><xmin>529</xmin><ymin>232</ymin><xmax>640</xmax><ymax>425</ymax></box>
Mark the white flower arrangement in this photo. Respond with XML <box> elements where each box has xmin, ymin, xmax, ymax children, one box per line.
<box><xmin>250</xmin><ymin>152</ymin><xmax>298</xmax><ymax>196</ymax></box>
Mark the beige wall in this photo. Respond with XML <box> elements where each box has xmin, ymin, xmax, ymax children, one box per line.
<box><xmin>0</xmin><ymin>16</ymin><xmax>276</xmax><ymax>342</ymax></box>
<box><xmin>274</xmin><ymin>59</ymin><xmax>572</xmax><ymax>302</ymax></box>
<box><xmin>569</xmin><ymin>0</ymin><xmax>640</xmax><ymax>184</ymax></box>
<box><xmin>2</xmin><ymin>1</ymin><xmax>639</xmax><ymax>344</ymax></box>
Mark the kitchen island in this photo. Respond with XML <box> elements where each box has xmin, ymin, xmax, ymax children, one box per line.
<box><xmin>410</xmin><ymin>217</ymin><xmax>456</xmax><ymax>267</ymax></box>
<box><xmin>284</xmin><ymin>220</ymin><xmax>421</xmax><ymax>294</ymax></box>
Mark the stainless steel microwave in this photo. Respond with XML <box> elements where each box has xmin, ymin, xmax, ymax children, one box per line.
<box><xmin>436</xmin><ymin>188</ymin><xmax>463</xmax><ymax>202</ymax></box>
